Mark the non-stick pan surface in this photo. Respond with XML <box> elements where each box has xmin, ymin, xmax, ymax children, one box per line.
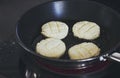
<box><xmin>16</xmin><ymin>0</ymin><xmax>120</xmax><ymax>63</ymax></box>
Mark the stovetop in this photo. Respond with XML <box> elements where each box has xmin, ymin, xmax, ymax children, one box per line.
<box><xmin>0</xmin><ymin>0</ymin><xmax>120</xmax><ymax>78</ymax></box>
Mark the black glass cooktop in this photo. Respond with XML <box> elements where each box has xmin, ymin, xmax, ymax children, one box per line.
<box><xmin>0</xmin><ymin>0</ymin><xmax>120</xmax><ymax>78</ymax></box>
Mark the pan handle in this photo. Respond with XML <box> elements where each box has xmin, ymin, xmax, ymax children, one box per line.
<box><xmin>108</xmin><ymin>52</ymin><xmax>120</xmax><ymax>62</ymax></box>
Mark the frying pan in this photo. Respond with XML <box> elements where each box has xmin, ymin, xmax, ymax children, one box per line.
<box><xmin>16</xmin><ymin>0</ymin><xmax>120</xmax><ymax>75</ymax></box>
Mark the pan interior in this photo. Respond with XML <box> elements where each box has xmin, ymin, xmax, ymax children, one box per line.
<box><xmin>17</xmin><ymin>0</ymin><xmax>120</xmax><ymax>60</ymax></box>
<box><xmin>32</xmin><ymin>19</ymin><xmax>111</xmax><ymax>59</ymax></box>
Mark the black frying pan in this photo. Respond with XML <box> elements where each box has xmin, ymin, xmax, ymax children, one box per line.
<box><xmin>16</xmin><ymin>0</ymin><xmax>120</xmax><ymax>75</ymax></box>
